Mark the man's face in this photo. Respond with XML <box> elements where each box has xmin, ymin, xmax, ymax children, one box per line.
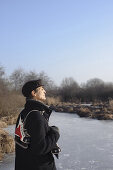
<box><xmin>34</xmin><ymin>86</ymin><xmax>46</xmax><ymax>101</ymax></box>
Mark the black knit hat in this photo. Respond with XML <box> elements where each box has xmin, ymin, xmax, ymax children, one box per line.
<box><xmin>22</xmin><ymin>79</ymin><xmax>43</xmax><ymax>97</ymax></box>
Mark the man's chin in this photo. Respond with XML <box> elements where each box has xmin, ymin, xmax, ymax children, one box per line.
<box><xmin>40</xmin><ymin>97</ymin><xmax>46</xmax><ymax>102</ymax></box>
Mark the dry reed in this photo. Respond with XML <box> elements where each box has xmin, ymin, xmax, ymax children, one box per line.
<box><xmin>0</xmin><ymin>128</ymin><xmax>15</xmax><ymax>160</ymax></box>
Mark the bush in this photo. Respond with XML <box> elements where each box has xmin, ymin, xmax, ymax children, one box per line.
<box><xmin>0</xmin><ymin>121</ymin><xmax>7</xmax><ymax>128</ymax></box>
<box><xmin>0</xmin><ymin>92</ymin><xmax>25</xmax><ymax>118</ymax></box>
<box><xmin>46</xmin><ymin>97</ymin><xmax>61</xmax><ymax>106</ymax></box>
<box><xmin>0</xmin><ymin>128</ymin><xmax>15</xmax><ymax>160</ymax></box>
<box><xmin>109</xmin><ymin>100</ymin><xmax>113</xmax><ymax>111</ymax></box>
<box><xmin>79</xmin><ymin>107</ymin><xmax>91</xmax><ymax>113</ymax></box>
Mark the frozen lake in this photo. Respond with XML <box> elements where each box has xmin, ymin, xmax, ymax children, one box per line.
<box><xmin>1</xmin><ymin>112</ymin><xmax>113</xmax><ymax>170</ymax></box>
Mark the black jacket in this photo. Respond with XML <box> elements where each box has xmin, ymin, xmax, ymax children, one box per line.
<box><xmin>15</xmin><ymin>99</ymin><xmax>60</xmax><ymax>170</ymax></box>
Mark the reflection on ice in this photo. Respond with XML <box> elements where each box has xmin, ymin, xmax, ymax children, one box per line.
<box><xmin>63</xmin><ymin>154</ymin><xmax>70</xmax><ymax>157</ymax></box>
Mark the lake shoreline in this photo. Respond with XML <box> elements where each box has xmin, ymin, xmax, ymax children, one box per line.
<box><xmin>0</xmin><ymin>115</ymin><xmax>17</xmax><ymax>161</ymax></box>
<box><xmin>51</xmin><ymin>102</ymin><xmax>113</xmax><ymax>120</ymax></box>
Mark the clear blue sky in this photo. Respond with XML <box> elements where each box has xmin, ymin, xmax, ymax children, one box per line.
<box><xmin>0</xmin><ymin>0</ymin><xmax>113</xmax><ymax>85</ymax></box>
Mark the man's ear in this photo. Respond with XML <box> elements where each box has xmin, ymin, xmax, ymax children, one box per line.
<box><xmin>31</xmin><ymin>90</ymin><xmax>36</xmax><ymax>97</ymax></box>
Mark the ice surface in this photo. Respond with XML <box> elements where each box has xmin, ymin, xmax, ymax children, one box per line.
<box><xmin>1</xmin><ymin>112</ymin><xmax>113</xmax><ymax>170</ymax></box>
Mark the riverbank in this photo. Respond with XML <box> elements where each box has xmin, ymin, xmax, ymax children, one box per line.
<box><xmin>0</xmin><ymin>114</ymin><xmax>17</xmax><ymax>160</ymax></box>
<box><xmin>51</xmin><ymin>100</ymin><xmax>113</xmax><ymax>120</ymax></box>
<box><xmin>0</xmin><ymin>128</ymin><xmax>15</xmax><ymax>160</ymax></box>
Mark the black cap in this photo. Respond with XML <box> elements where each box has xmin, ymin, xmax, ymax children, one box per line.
<box><xmin>22</xmin><ymin>79</ymin><xmax>43</xmax><ymax>97</ymax></box>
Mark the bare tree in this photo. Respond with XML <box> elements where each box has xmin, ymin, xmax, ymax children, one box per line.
<box><xmin>86</xmin><ymin>78</ymin><xmax>104</xmax><ymax>88</ymax></box>
<box><xmin>24</xmin><ymin>71</ymin><xmax>39</xmax><ymax>82</ymax></box>
<box><xmin>0</xmin><ymin>65</ymin><xmax>8</xmax><ymax>95</ymax></box>
<box><xmin>10</xmin><ymin>68</ymin><xmax>25</xmax><ymax>91</ymax></box>
<box><xmin>38</xmin><ymin>71</ymin><xmax>56</xmax><ymax>91</ymax></box>
<box><xmin>0</xmin><ymin>65</ymin><xmax>5</xmax><ymax>78</ymax></box>
<box><xmin>83</xmin><ymin>78</ymin><xmax>104</xmax><ymax>101</ymax></box>
<box><xmin>60</xmin><ymin>77</ymin><xmax>79</xmax><ymax>102</ymax></box>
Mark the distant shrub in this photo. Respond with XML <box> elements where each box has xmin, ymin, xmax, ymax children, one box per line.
<box><xmin>0</xmin><ymin>121</ymin><xmax>7</xmax><ymax>128</ymax></box>
<box><xmin>79</xmin><ymin>107</ymin><xmax>91</xmax><ymax>113</ymax></box>
<box><xmin>0</xmin><ymin>92</ymin><xmax>25</xmax><ymax>118</ymax></box>
<box><xmin>46</xmin><ymin>97</ymin><xmax>61</xmax><ymax>106</ymax></box>
<box><xmin>109</xmin><ymin>100</ymin><xmax>113</xmax><ymax>111</ymax></box>
<box><xmin>0</xmin><ymin>129</ymin><xmax>15</xmax><ymax>160</ymax></box>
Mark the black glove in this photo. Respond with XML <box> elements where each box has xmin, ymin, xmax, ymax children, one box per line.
<box><xmin>50</xmin><ymin>126</ymin><xmax>60</xmax><ymax>133</ymax></box>
<box><xmin>49</xmin><ymin>126</ymin><xmax>60</xmax><ymax>142</ymax></box>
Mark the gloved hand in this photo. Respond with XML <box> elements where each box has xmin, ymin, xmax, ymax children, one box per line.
<box><xmin>49</xmin><ymin>126</ymin><xmax>60</xmax><ymax>142</ymax></box>
<box><xmin>50</xmin><ymin>126</ymin><xmax>60</xmax><ymax>133</ymax></box>
<box><xmin>51</xmin><ymin>144</ymin><xmax>61</xmax><ymax>159</ymax></box>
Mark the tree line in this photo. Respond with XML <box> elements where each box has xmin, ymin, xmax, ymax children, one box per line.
<box><xmin>0</xmin><ymin>65</ymin><xmax>113</xmax><ymax>103</ymax></box>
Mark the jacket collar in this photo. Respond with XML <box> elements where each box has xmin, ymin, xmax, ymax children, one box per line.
<box><xmin>25</xmin><ymin>99</ymin><xmax>52</xmax><ymax>114</ymax></box>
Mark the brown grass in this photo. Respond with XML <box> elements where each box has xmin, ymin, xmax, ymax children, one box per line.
<box><xmin>0</xmin><ymin>128</ymin><xmax>15</xmax><ymax>160</ymax></box>
<box><xmin>79</xmin><ymin>107</ymin><xmax>91</xmax><ymax>113</ymax></box>
<box><xmin>0</xmin><ymin>114</ymin><xmax>18</xmax><ymax>126</ymax></box>
<box><xmin>0</xmin><ymin>121</ymin><xmax>7</xmax><ymax>128</ymax></box>
<box><xmin>109</xmin><ymin>100</ymin><xmax>113</xmax><ymax>111</ymax></box>
<box><xmin>0</xmin><ymin>93</ymin><xmax>25</xmax><ymax>118</ymax></box>
<box><xmin>46</xmin><ymin>97</ymin><xmax>61</xmax><ymax>105</ymax></box>
<box><xmin>0</xmin><ymin>91</ymin><xmax>24</xmax><ymax>160</ymax></box>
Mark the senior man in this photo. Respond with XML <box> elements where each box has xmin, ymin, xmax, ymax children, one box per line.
<box><xmin>15</xmin><ymin>79</ymin><xmax>60</xmax><ymax>170</ymax></box>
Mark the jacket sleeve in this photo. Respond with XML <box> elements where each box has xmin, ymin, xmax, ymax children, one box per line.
<box><xmin>26</xmin><ymin>111</ymin><xmax>60</xmax><ymax>155</ymax></box>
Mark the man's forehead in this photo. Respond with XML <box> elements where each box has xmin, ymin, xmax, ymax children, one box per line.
<box><xmin>36</xmin><ymin>86</ymin><xmax>44</xmax><ymax>90</ymax></box>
